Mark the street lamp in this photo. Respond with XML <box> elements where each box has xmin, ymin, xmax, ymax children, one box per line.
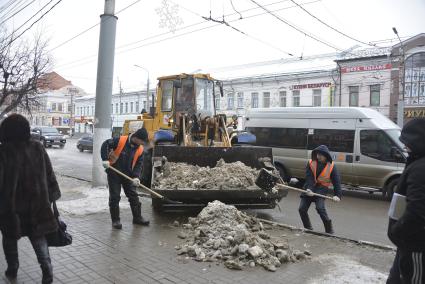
<box><xmin>393</xmin><ymin>27</ymin><xmax>405</xmax><ymax>126</ymax></box>
<box><xmin>134</xmin><ymin>64</ymin><xmax>150</xmax><ymax>113</ymax></box>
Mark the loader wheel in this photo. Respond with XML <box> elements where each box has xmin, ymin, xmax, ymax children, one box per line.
<box><xmin>152</xmin><ymin>198</ymin><xmax>164</xmax><ymax>212</ymax></box>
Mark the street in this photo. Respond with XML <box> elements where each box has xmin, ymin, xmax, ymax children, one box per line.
<box><xmin>49</xmin><ymin>138</ymin><xmax>393</xmax><ymax>246</ymax></box>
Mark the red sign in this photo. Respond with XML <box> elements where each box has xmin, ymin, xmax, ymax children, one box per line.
<box><xmin>341</xmin><ymin>63</ymin><xmax>392</xmax><ymax>73</ymax></box>
<box><xmin>291</xmin><ymin>82</ymin><xmax>331</xmax><ymax>90</ymax></box>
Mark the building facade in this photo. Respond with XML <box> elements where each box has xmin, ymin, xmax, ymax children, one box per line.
<box><xmin>335</xmin><ymin>54</ymin><xmax>392</xmax><ymax>117</ymax></box>
<box><xmin>220</xmin><ymin>70</ymin><xmax>336</xmax><ymax>120</ymax></box>
<box><xmin>74</xmin><ymin>90</ymin><xmax>154</xmax><ymax>135</ymax></box>
<box><xmin>390</xmin><ymin>33</ymin><xmax>425</xmax><ymax>124</ymax></box>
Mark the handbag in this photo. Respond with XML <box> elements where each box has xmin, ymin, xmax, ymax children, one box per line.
<box><xmin>45</xmin><ymin>201</ymin><xmax>72</xmax><ymax>247</ymax></box>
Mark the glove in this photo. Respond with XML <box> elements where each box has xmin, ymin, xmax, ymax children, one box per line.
<box><xmin>305</xmin><ymin>189</ymin><xmax>314</xmax><ymax>197</ymax></box>
<box><xmin>332</xmin><ymin>196</ymin><xmax>341</xmax><ymax>202</ymax></box>
<box><xmin>132</xmin><ymin>178</ymin><xmax>141</xmax><ymax>187</ymax></box>
<box><xmin>102</xmin><ymin>161</ymin><xmax>110</xmax><ymax>169</ymax></box>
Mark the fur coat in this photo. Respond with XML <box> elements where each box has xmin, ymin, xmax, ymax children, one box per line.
<box><xmin>0</xmin><ymin>140</ymin><xmax>61</xmax><ymax>239</ymax></box>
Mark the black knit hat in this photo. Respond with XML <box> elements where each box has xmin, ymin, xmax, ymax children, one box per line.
<box><xmin>400</xmin><ymin>118</ymin><xmax>425</xmax><ymax>156</ymax></box>
<box><xmin>0</xmin><ymin>113</ymin><xmax>31</xmax><ymax>143</ymax></box>
<box><xmin>132</xmin><ymin>127</ymin><xmax>148</xmax><ymax>142</ymax></box>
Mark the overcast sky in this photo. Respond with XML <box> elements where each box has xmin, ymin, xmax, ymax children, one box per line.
<box><xmin>3</xmin><ymin>0</ymin><xmax>425</xmax><ymax>94</ymax></box>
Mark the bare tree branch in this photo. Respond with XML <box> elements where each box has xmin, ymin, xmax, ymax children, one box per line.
<box><xmin>0</xmin><ymin>28</ymin><xmax>51</xmax><ymax>119</ymax></box>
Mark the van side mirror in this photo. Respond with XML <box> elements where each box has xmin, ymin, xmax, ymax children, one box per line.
<box><xmin>391</xmin><ymin>147</ymin><xmax>405</xmax><ymax>162</ymax></box>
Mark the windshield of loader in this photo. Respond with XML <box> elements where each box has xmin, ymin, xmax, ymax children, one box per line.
<box><xmin>195</xmin><ymin>78</ymin><xmax>214</xmax><ymax>112</ymax></box>
<box><xmin>175</xmin><ymin>77</ymin><xmax>195</xmax><ymax>112</ymax></box>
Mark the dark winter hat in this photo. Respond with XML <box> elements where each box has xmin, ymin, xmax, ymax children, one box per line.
<box><xmin>0</xmin><ymin>113</ymin><xmax>31</xmax><ymax>143</ymax></box>
<box><xmin>132</xmin><ymin>127</ymin><xmax>148</xmax><ymax>142</ymax></box>
<box><xmin>400</xmin><ymin>118</ymin><xmax>425</xmax><ymax>156</ymax></box>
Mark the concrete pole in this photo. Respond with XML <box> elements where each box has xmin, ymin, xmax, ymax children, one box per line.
<box><xmin>92</xmin><ymin>0</ymin><xmax>117</xmax><ymax>187</ymax></box>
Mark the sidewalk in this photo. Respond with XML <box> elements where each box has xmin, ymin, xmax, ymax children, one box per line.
<box><xmin>0</xmin><ymin>177</ymin><xmax>395</xmax><ymax>284</ymax></box>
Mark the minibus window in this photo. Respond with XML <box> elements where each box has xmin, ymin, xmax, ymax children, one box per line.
<box><xmin>308</xmin><ymin>129</ymin><xmax>355</xmax><ymax>153</ymax></box>
<box><xmin>360</xmin><ymin>130</ymin><xmax>401</xmax><ymax>162</ymax></box>
<box><xmin>246</xmin><ymin>127</ymin><xmax>307</xmax><ymax>149</ymax></box>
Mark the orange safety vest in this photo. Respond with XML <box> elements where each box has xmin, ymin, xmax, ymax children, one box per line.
<box><xmin>109</xmin><ymin>135</ymin><xmax>144</xmax><ymax>170</ymax></box>
<box><xmin>308</xmin><ymin>159</ymin><xmax>334</xmax><ymax>187</ymax></box>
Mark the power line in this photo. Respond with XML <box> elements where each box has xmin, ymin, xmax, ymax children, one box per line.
<box><xmin>248</xmin><ymin>0</ymin><xmax>342</xmax><ymax>51</ymax></box>
<box><xmin>0</xmin><ymin>0</ymin><xmax>37</xmax><ymax>26</ymax></box>
<box><xmin>289</xmin><ymin>0</ymin><xmax>376</xmax><ymax>47</ymax></box>
<box><xmin>49</xmin><ymin>0</ymin><xmax>142</xmax><ymax>52</ymax></box>
<box><xmin>57</xmin><ymin>0</ymin><xmax>322</xmax><ymax>71</ymax></box>
<box><xmin>7</xmin><ymin>0</ymin><xmax>63</xmax><ymax>46</ymax></box>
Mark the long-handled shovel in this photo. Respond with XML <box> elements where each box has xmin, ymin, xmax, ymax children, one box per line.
<box><xmin>255</xmin><ymin>168</ymin><xmax>336</xmax><ymax>201</ymax></box>
<box><xmin>107</xmin><ymin>165</ymin><xmax>182</xmax><ymax>204</ymax></box>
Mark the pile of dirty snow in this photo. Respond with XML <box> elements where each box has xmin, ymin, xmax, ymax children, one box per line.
<box><xmin>175</xmin><ymin>201</ymin><xmax>310</xmax><ymax>272</ymax></box>
<box><xmin>154</xmin><ymin>158</ymin><xmax>260</xmax><ymax>190</ymax></box>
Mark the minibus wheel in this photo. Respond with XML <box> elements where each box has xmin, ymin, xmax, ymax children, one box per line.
<box><xmin>384</xmin><ymin>178</ymin><xmax>398</xmax><ymax>201</ymax></box>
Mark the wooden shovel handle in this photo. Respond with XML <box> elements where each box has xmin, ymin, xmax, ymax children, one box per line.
<box><xmin>108</xmin><ymin>165</ymin><xmax>165</xmax><ymax>199</ymax></box>
<box><xmin>275</xmin><ymin>183</ymin><xmax>335</xmax><ymax>201</ymax></box>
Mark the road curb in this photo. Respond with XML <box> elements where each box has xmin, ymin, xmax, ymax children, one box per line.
<box><xmin>257</xmin><ymin>217</ymin><xmax>396</xmax><ymax>252</ymax></box>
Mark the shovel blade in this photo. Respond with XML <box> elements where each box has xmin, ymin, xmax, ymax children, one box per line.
<box><xmin>255</xmin><ymin>168</ymin><xmax>280</xmax><ymax>192</ymax></box>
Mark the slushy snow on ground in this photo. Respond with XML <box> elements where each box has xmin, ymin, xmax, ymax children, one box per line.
<box><xmin>309</xmin><ymin>254</ymin><xmax>387</xmax><ymax>284</ymax></box>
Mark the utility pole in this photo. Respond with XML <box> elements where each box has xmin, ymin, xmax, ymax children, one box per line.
<box><xmin>68</xmin><ymin>87</ymin><xmax>77</xmax><ymax>136</ymax></box>
<box><xmin>393</xmin><ymin>27</ymin><xmax>405</xmax><ymax>127</ymax></box>
<box><xmin>92</xmin><ymin>0</ymin><xmax>117</xmax><ymax>187</ymax></box>
<box><xmin>134</xmin><ymin>65</ymin><xmax>149</xmax><ymax>112</ymax></box>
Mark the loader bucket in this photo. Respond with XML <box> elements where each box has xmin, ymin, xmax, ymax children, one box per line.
<box><xmin>150</xmin><ymin>145</ymin><xmax>287</xmax><ymax>211</ymax></box>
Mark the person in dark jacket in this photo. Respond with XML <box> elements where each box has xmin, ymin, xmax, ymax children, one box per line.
<box><xmin>387</xmin><ymin>118</ymin><xmax>425</xmax><ymax>284</ymax></box>
<box><xmin>101</xmin><ymin>128</ymin><xmax>150</xmax><ymax>229</ymax></box>
<box><xmin>299</xmin><ymin>145</ymin><xmax>342</xmax><ymax>234</ymax></box>
<box><xmin>0</xmin><ymin>114</ymin><xmax>60</xmax><ymax>284</ymax></box>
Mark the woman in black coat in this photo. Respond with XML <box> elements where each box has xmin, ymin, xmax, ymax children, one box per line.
<box><xmin>0</xmin><ymin>114</ymin><xmax>61</xmax><ymax>283</ymax></box>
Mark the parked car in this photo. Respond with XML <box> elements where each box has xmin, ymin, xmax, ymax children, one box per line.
<box><xmin>31</xmin><ymin>126</ymin><xmax>67</xmax><ymax>148</ymax></box>
<box><xmin>77</xmin><ymin>134</ymin><xmax>93</xmax><ymax>152</ymax></box>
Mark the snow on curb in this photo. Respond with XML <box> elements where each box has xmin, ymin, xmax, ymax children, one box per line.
<box><xmin>309</xmin><ymin>254</ymin><xmax>387</xmax><ymax>284</ymax></box>
<box><xmin>57</xmin><ymin>186</ymin><xmax>110</xmax><ymax>215</ymax></box>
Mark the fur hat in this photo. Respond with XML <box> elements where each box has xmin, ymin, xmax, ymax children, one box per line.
<box><xmin>0</xmin><ymin>113</ymin><xmax>31</xmax><ymax>143</ymax></box>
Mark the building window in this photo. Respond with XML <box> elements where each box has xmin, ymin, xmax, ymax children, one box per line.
<box><xmin>370</xmin><ymin>85</ymin><xmax>380</xmax><ymax>106</ymax></box>
<box><xmin>263</xmin><ymin>92</ymin><xmax>270</xmax><ymax>108</ymax></box>
<box><xmin>136</xmin><ymin>101</ymin><xmax>139</xmax><ymax>113</ymax></box>
<box><xmin>58</xmin><ymin>103</ymin><xmax>63</xmax><ymax>112</ymax></box>
<box><xmin>404</xmin><ymin>52</ymin><xmax>425</xmax><ymax>105</ymax></box>
<box><xmin>313</xmin><ymin>89</ymin><xmax>322</xmax><ymax>107</ymax></box>
<box><xmin>125</xmin><ymin>103</ymin><xmax>128</xmax><ymax>114</ymax></box>
<box><xmin>68</xmin><ymin>103</ymin><xmax>72</xmax><ymax>112</ymax></box>
<box><xmin>279</xmin><ymin>91</ymin><xmax>287</xmax><ymax>107</ymax></box>
<box><xmin>91</xmin><ymin>106</ymin><xmax>94</xmax><ymax>115</ymax></box>
<box><xmin>115</xmin><ymin>103</ymin><xmax>118</xmax><ymax>114</ymax></box>
<box><xmin>237</xmin><ymin>92</ymin><xmax>244</xmax><ymax>108</ymax></box>
<box><xmin>130</xmin><ymin>102</ymin><xmax>134</xmax><ymax>113</ymax></box>
<box><xmin>227</xmin><ymin>93</ymin><xmax>234</xmax><ymax>110</ymax></box>
<box><xmin>349</xmin><ymin>86</ymin><xmax>359</xmax><ymax>106</ymax></box>
<box><xmin>120</xmin><ymin>103</ymin><xmax>123</xmax><ymax>114</ymax></box>
<box><xmin>215</xmin><ymin>97</ymin><xmax>221</xmax><ymax>110</ymax></box>
<box><xmin>251</xmin><ymin>92</ymin><xmax>259</xmax><ymax>108</ymax></box>
<box><xmin>111</xmin><ymin>104</ymin><xmax>113</xmax><ymax>113</ymax></box>
<box><xmin>292</xmin><ymin>90</ymin><xmax>300</xmax><ymax>107</ymax></box>
<box><xmin>51</xmin><ymin>103</ymin><xmax>56</xmax><ymax>111</ymax></box>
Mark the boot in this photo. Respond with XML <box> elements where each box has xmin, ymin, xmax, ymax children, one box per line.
<box><xmin>323</xmin><ymin>219</ymin><xmax>334</xmax><ymax>234</ymax></box>
<box><xmin>4</xmin><ymin>244</ymin><xmax>19</xmax><ymax>279</ymax></box>
<box><xmin>109</xmin><ymin>206</ymin><xmax>122</xmax><ymax>229</ymax></box>
<box><xmin>41</xmin><ymin>263</ymin><xmax>53</xmax><ymax>284</ymax></box>
<box><xmin>131</xmin><ymin>204</ymin><xmax>150</xmax><ymax>226</ymax></box>
<box><xmin>300</xmin><ymin>214</ymin><xmax>313</xmax><ymax>230</ymax></box>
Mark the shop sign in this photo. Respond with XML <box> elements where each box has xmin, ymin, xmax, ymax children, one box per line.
<box><xmin>404</xmin><ymin>108</ymin><xmax>425</xmax><ymax>118</ymax></box>
<box><xmin>291</xmin><ymin>82</ymin><xmax>331</xmax><ymax>90</ymax></box>
<box><xmin>341</xmin><ymin>63</ymin><xmax>392</xmax><ymax>73</ymax></box>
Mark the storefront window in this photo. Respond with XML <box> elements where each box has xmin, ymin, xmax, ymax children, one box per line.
<box><xmin>404</xmin><ymin>52</ymin><xmax>425</xmax><ymax>105</ymax></box>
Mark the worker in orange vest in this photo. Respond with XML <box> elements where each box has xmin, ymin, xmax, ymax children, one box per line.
<box><xmin>299</xmin><ymin>145</ymin><xmax>341</xmax><ymax>234</ymax></box>
<box><xmin>101</xmin><ymin>128</ymin><xmax>150</xmax><ymax>229</ymax></box>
